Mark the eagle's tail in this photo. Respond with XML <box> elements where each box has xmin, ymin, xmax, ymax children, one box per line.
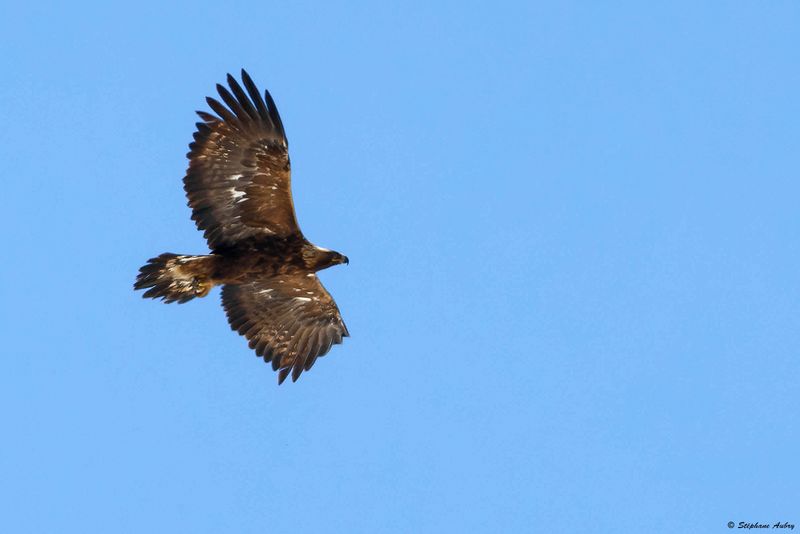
<box><xmin>134</xmin><ymin>253</ymin><xmax>216</xmax><ymax>304</ymax></box>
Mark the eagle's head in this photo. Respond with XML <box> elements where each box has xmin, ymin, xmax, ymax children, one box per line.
<box><xmin>304</xmin><ymin>246</ymin><xmax>349</xmax><ymax>271</ymax></box>
<box><xmin>330</xmin><ymin>251</ymin><xmax>349</xmax><ymax>266</ymax></box>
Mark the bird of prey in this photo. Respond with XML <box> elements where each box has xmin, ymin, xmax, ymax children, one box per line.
<box><xmin>134</xmin><ymin>70</ymin><xmax>349</xmax><ymax>384</ymax></box>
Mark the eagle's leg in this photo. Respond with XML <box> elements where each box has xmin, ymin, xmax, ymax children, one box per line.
<box><xmin>193</xmin><ymin>279</ymin><xmax>213</xmax><ymax>298</ymax></box>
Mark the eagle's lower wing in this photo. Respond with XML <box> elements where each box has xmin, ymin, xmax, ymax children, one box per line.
<box><xmin>222</xmin><ymin>274</ymin><xmax>349</xmax><ymax>384</ymax></box>
<box><xmin>184</xmin><ymin>70</ymin><xmax>302</xmax><ymax>249</ymax></box>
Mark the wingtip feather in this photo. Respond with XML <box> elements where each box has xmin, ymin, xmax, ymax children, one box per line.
<box><xmin>278</xmin><ymin>367</ymin><xmax>291</xmax><ymax>385</ymax></box>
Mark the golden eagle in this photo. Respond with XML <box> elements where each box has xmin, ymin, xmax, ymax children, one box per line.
<box><xmin>135</xmin><ymin>70</ymin><xmax>349</xmax><ymax>384</ymax></box>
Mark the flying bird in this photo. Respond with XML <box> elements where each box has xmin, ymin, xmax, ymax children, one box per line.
<box><xmin>134</xmin><ymin>70</ymin><xmax>350</xmax><ymax>384</ymax></box>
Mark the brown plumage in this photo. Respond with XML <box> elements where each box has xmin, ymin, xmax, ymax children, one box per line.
<box><xmin>134</xmin><ymin>70</ymin><xmax>349</xmax><ymax>384</ymax></box>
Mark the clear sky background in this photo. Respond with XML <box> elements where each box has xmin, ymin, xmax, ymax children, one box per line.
<box><xmin>1</xmin><ymin>2</ymin><xmax>798</xmax><ymax>532</ymax></box>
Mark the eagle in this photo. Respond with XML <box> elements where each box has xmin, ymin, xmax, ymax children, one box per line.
<box><xmin>134</xmin><ymin>70</ymin><xmax>349</xmax><ymax>384</ymax></box>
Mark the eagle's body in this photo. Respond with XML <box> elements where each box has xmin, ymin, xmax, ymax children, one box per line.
<box><xmin>135</xmin><ymin>70</ymin><xmax>349</xmax><ymax>384</ymax></box>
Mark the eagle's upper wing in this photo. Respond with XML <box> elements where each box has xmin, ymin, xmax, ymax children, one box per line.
<box><xmin>184</xmin><ymin>70</ymin><xmax>301</xmax><ymax>249</ymax></box>
<box><xmin>222</xmin><ymin>274</ymin><xmax>349</xmax><ymax>384</ymax></box>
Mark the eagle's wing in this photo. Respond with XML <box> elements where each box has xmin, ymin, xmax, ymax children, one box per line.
<box><xmin>222</xmin><ymin>274</ymin><xmax>349</xmax><ymax>384</ymax></box>
<box><xmin>185</xmin><ymin>70</ymin><xmax>301</xmax><ymax>249</ymax></box>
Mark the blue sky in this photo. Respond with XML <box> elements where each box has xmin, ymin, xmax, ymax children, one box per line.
<box><xmin>2</xmin><ymin>1</ymin><xmax>798</xmax><ymax>532</ymax></box>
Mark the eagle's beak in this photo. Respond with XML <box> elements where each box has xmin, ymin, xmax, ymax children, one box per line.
<box><xmin>343</xmin><ymin>256</ymin><xmax>349</xmax><ymax>265</ymax></box>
